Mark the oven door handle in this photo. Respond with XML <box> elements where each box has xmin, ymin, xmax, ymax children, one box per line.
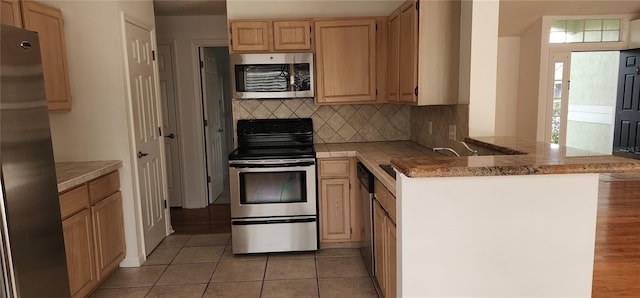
<box><xmin>229</xmin><ymin>161</ymin><xmax>315</xmax><ymax>168</ymax></box>
<box><xmin>232</xmin><ymin>217</ymin><xmax>317</xmax><ymax>225</ymax></box>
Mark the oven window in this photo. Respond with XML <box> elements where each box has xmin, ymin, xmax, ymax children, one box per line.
<box><xmin>239</xmin><ymin>171</ymin><xmax>307</xmax><ymax>204</ymax></box>
<box><xmin>235</xmin><ymin>64</ymin><xmax>291</xmax><ymax>92</ymax></box>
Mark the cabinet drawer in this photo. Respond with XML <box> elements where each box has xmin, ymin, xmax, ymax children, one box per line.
<box><xmin>59</xmin><ymin>184</ymin><xmax>89</xmax><ymax>219</ymax></box>
<box><xmin>88</xmin><ymin>171</ymin><xmax>120</xmax><ymax>204</ymax></box>
<box><xmin>319</xmin><ymin>159</ymin><xmax>350</xmax><ymax>177</ymax></box>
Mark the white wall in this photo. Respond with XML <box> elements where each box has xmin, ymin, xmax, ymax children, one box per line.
<box><xmin>516</xmin><ymin>19</ymin><xmax>543</xmax><ymax>140</ymax></box>
<box><xmin>467</xmin><ymin>0</ymin><xmax>500</xmax><ymax>137</ymax></box>
<box><xmin>495</xmin><ymin>37</ymin><xmax>520</xmax><ymax>136</ymax></box>
<box><xmin>397</xmin><ymin>173</ymin><xmax>599</xmax><ymax>297</ymax></box>
<box><xmin>226</xmin><ymin>0</ymin><xmax>401</xmax><ymax>19</ymax></box>
<box><xmin>155</xmin><ymin>16</ymin><xmax>229</xmax><ymax>208</ymax></box>
<box><xmin>46</xmin><ymin>0</ymin><xmax>156</xmax><ymax>267</ymax></box>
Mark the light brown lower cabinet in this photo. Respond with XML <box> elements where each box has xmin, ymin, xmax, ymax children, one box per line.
<box><xmin>374</xmin><ymin>180</ymin><xmax>397</xmax><ymax>298</ymax></box>
<box><xmin>62</xmin><ymin>209</ymin><xmax>96</xmax><ymax>298</ymax></box>
<box><xmin>59</xmin><ymin>171</ymin><xmax>125</xmax><ymax>297</ymax></box>
<box><xmin>92</xmin><ymin>191</ymin><xmax>125</xmax><ymax>280</ymax></box>
<box><xmin>317</xmin><ymin>158</ymin><xmax>361</xmax><ymax>245</ymax></box>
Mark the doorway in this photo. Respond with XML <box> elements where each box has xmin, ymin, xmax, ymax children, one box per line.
<box><xmin>169</xmin><ymin>46</ymin><xmax>233</xmax><ymax>234</ymax></box>
<box><xmin>200</xmin><ymin>47</ymin><xmax>233</xmax><ymax>205</ymax></box>
<box><xmin>546</xmin><ymin>50</ymin><xmax>619</xmax><ymax>154</ymax></box>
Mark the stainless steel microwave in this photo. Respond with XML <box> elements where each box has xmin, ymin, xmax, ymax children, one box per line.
<box><xmin>230</xmin><ymin>53</ymin><xmax>314</xmax><ymax>99</ymax></box>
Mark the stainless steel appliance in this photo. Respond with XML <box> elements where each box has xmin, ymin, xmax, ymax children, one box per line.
<box><xmin>357</xmin><ymin>162</ymin><xmax>375</xmax><ymax>276</ymax></box>
<box><xmin>0</xmin><ymin>25</ymin><xmax>71</xmax><ymax>297</ymax></box>
<box><xmin>230</xmin><ymin>53</ymin><xmax>314</xmax><ymax>99</ymax></box>
<box><xmin>229</xmin><ymin>118</ymin><xmax>318</xmax><ymax>254</ymax></box>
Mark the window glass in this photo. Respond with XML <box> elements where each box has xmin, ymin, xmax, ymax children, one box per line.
<box><xmin>549</xmin><ymin>18</ymin><xmax>621</xmax><ymax>43</ymax></box>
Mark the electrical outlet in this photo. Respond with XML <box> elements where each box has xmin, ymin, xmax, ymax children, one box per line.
<box><xmin>448</xmin><ymin>125</ymin><xmax>456</xmax><ymax>140</ymax></box>
<box><xmin>428</xmin><ymin>121</ymin><xmax>433</xmax><ymax>135</ymax></box>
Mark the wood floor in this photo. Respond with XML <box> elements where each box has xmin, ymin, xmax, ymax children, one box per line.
<box><xmin>592</xmin><ymin>174</ymin><xmax>640</xmax><ymax>296</ymax></box>
<box><xmin>168</xmin><ymin>174</ymin><xmax>640</xmax><ymax>295</ymax></box>
<box><xmin>170</xmin><ymin>203</ymin><xmax>231</xmax><ymax>234</ymax></box>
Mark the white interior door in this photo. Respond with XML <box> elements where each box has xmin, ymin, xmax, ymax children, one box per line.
<box><xmin>157</xmin><ymin>43</ymin><xmax>184</xmax><ymax>207</ymax></box>
<box><xmin>124</xmin><ymin>21</ymin><xmax>167</xmax><ymax>255</ymax></box>
<box><xmin>200</xmin><ymin>48</ymin><xmax>225</xmax><ymax>204</ymax></box>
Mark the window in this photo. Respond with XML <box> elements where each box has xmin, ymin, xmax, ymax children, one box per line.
<box><xmin>549</xmin><ymin>19</ymin><xmax>621</xmax><ymax>43</ymax></box>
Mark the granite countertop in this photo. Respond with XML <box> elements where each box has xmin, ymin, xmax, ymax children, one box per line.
<box><xmin>56</xmin><ymin>160</ymin><xmax>123</xmax><ymax>192</ymax></box>
<box><xmin>391</xmin><ymin>136</ymin><xmax>640</xmax><ymax>178</ymax></box>
<box><xmin>316</xmin><ymin>141</ymin><xmax>441</xmax><ymax>194</ymax></box>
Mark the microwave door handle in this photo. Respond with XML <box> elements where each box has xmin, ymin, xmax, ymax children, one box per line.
<box><xmin>289</xmin><ymin>63</ymin><xmax>295</xmax><ymax>91</ymax></box>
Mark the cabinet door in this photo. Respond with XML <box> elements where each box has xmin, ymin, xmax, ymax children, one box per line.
<box><xmin>1</xmin><ymin>0</ymin><xmax>22</xmax><ymax>27</ymax></box>
<box><xmin>385</xmin><ymin>219</ymin><xmax>397</xmax><ymax>298</ymax></box>
<box><xmin>314</xmin><ymin>19</ymin><xmax>377</xmax><ymax>104</ymax></box>
<box><xmin>373</xmin><ymin>200</ymin><xmax>387</xmax><ymax>294</ymax></box>
<box><xmin>63</xmin><ymin>209</ymin><xmax>97</xmax><ymax>298</ymax></box>
<box><xmin>273</xmin><ymin>20</ymin><xmax>311</xmax><ymax>51</ymax></box>
<box><xmin>230</xmin><ymin>20</ymin><xmax>271</xmax><ymax>52</ymax></box>
<box><xmin>21</xmin><ymin>1</ymin><xmax>72</xmax><ymax>110</ymax></box>
<box><xmin>319</xmin><ymin>178</ymin><xmax>351</xmax><ymax>241</ymax></box>
<box><xmin>387</xmin><ymin>9</ymin><xmax>400</xmax><ymax>102</ymax></box>
<box><xmin>92</xmin><ymin>191</ymin><xmax>125</xmax><ymax>280</ymax></box>
<box><xmin>399</xmin><ymin>0</ymin><xmax>418</xmax><ymax>103</ymax></box>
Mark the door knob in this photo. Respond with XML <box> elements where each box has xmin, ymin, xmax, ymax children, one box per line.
<box><xmin>165</xmin><ymin>133</ymin><xmax>175</xmax><ymax>139</ymax></box>
<box><xmin>137</xmin><ymin>151</ymin><xmax>149</xmax><ymax>159</ymax></box>
<box><xmin>218</xmin><ymin>129</ymin><xmax>224</xmax><ymax>133</ymax></box>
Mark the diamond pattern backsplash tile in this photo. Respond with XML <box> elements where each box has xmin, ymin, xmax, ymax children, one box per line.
<box><xmin>232</xmin><ymin>99</ymin><xmax>411</xmax><ymax>143</ymax></box>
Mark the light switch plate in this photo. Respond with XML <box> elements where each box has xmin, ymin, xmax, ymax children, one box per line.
<box><xmin>448</xmin><ymin>125</ymin><xmax>456</xmax><ymax>140</ymax></box>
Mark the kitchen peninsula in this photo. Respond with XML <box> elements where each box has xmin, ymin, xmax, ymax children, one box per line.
<box><xmin>317</xmin><ymin>138</ymin><xmax>640</xmax><ymax>297</ymax></box>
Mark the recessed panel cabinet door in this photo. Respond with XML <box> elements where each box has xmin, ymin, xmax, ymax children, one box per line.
<box><xmin>63</xmin><ymin>209</ymin><xmax>96</xmax><ymax>298</ymax></box>
<box><xmin>0</xmin><ymin>0</ymin><xmax>22</xmax><ymax>27</ymax></box>
<box><xmin>91</xmin><ymin>192</ymin><xmax>125</xmax><ymax>280</ymax></box>
<box><xmin>273</xmin><ymin>20</ymin><xmax>311</xmax><ymax>51</ymax></box>
<box><xmin>320</xmin><ymin>178</ymin><xmax>351</xmax><ymax>241</ymax></box>
<box><xmin>21</xmin><ymin>1</ymin><xmax>72</xmax><ymax>110</ymax></box>
<box><xmin>230</xmin><ymin>21</ymin><xmax>271</xmax><ymax>52</ymax></box>
<box><xmin>398</xmin><ymin>0</ymin><xmax>418</xmax><ymax>103</ymax></box>
<box><xmin>373</xmin><ymin>200</ymin><xmax>387</xmax><ymax>294</ymax></box>
<box><xmin>314</xmin><ymin>19</ymin><xmax>377</xmax><ymax>104</ymax></box>
<box><xmin>387</xmin><ymin>9</ymin><xmax>400</xmax><ymax>102</ymax></box>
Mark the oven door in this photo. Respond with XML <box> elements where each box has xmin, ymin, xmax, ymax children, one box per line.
<box><xmin>229</xmin><ymin>159</ymin><xmax>317</xmax><ymax>218</ymax></box>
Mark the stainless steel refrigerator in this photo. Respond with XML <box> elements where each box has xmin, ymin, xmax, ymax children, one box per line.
<box><xmin>0</xmin><ymin>25</ymin><xmax>70</xmax><ymax>297</ymax></box>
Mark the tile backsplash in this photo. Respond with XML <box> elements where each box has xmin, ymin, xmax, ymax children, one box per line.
<box><xmin>410</xmin><ymin>104</ymin><xmax>470</xmax><ymax>153</ymax></box>
<box><xmin>232</xmin><ymin>99</ymin><xmax>411</xmax><ymax>143</ymax></box>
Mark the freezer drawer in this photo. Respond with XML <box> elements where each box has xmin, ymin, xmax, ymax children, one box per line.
<box><xmin>231</xmin><ymin>216</ymin><xmax>318</xmax><ymax>254</ymax></box>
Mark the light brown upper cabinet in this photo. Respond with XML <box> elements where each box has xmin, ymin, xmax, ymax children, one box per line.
<box><xmin>314</xmin><ymin>18</ymin><xmax>377</xmax><ymax>104</ymax></box>
<box><xmin>1</xmin><ymin>0</ymin><xmax>22</xmax><ymax>27</ymax></box>
<box><xmin>387</xmin><ymin>10</ymin><xmax>400</xmax><ymax>102</ymax></box>
<box><xmin>230</xmin><ymin>20</ymin><xmax>271</xmax><ymax>52</ymax></box>
<box><xmin>21</xmin><ymin>1</ymin><xmax>72</xmax><ymax>111</ymax></box>
<box><xmin>273</xmin><ymin>20</ymin><xmax>312</xmax><ymax>50</ymax></box>
<box><xmin>387</xmin><ymin>0</ymin><xmax>460</xmax><ymax>105</ymax></box>
<box><xmin>229</xmin><ymin>19</ymin><xmax>312</xmax><ymax>52</ymax></box>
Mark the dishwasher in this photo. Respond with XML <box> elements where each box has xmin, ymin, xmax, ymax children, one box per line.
<box><xmin>357</xmin><ymin>162</ymin><xmax>375</xmax><ymax>276</ymax></box>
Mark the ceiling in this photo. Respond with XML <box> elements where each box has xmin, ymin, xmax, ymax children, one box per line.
<box><xmin>153</xmin><ymin>0</ymin><xmax>227</xmax><ymax>16</ymax></box>
<box><xmin>151</xmin><ymin>0</ymin><xmax>640</xmax><ymax>36</ymax></box>
<box><xmin>499</xmin><ymin>0</ymin><xmax>640</xmax><ymax>36</ymax></box>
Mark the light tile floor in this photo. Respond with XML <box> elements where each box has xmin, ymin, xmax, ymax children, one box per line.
<box><xmin>90</xmin><ymin>233</ymin><xmax>379</xmax><ymax>298</ymax></box>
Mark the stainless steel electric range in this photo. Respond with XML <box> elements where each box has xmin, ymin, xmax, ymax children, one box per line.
<box><xmin>228</xmin><ymin>118</ymin><xmax>318</xmax><ymax>254</ymax></box>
